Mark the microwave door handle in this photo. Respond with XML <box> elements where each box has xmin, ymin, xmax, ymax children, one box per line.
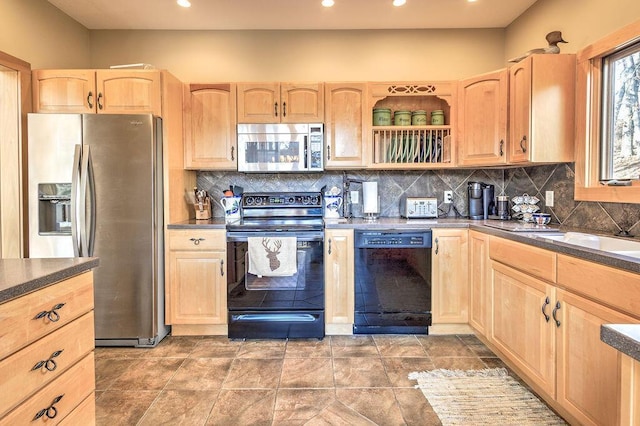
<box><xmin>304</xmin><ymin>135</ymin><xmax>308</xmax><ymax>169</ymax></box>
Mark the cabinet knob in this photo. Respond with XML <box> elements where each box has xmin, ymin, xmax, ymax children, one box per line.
<box><xmin>327</xmin><ymin>145</ymin><xmax>331</xmax><ymax>160</ymax></box>
<box><xmin>97</xmin><ymin>92</ymin><xmax>104</xmax><ymax>110</ymax></box>
<box><xmin>499</xmin><ymin>140</ymin><xmax>504</xmax><ymax>157</ymax></box>
<box><xmin>435</xmin><ymin>237</ymin><xmax>439</xmax><ymax>255</ymax></box>
<box><xmin>231</xmin><ymin>146</ymin><xmax>235</xmax><ymax>161</ymax></box>
<box><xmin>274</xmin><ymin>102</ymin><xmax>278</xmax><ymax>117</ymax></box>
<box><xmin>328</xmin><ymin>238</ymin><xmax>332</xmax><ymax>255</ymax></box>
<box><xmin>32</xmin><ymin>349</ymin><xmax>64</xmax><ymax>372</ymax></box>
<box><xmin>520</xmin><ymin>135</ymin><xmax>527</xmax><ymax>153</ymax></box>
<box><xmin>282</xmin><ymin>101</ymin><xmax>287</xmax><ymax>117</ymax></box>
<box><xmin>87</xmin><ymin>91</ymin><xmax>94</xmax><ymax>109</ymax></box>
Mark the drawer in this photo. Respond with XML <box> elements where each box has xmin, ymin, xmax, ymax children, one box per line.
<box><xmin>557</xmin><ymin>254</ymin><xmax>640</xmax><ymax>319</ymax></box>
<box><xmin>58</xmin><ymin>393</ymin><xmax>95</xmax><ymax>426</ymax></box>
<box><xmin>0</xmin><ymin>272</ymin><xmax>94</xmax><ymax>360</ymax></box>
<box><xmin>0</xmin><ymin>312</ymin><xmax>94</xmax><ymax>417</ymax></box>
<box><xmin>489</xmin><ymin>236</ymin><xmax>556</xmax><ymax>283</ymax></box>
<box><xmin>169</xmin><ymin>229</ymin><xmax>226</xmax><ymax>251</ymax></box>
<box><xmin>0</xmin><ymin>352</ymin><xmax>95</xmax><ymax>426</ymax></box>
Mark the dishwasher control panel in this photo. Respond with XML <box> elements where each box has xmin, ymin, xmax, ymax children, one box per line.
<box><xmin>355</xmin><ymin>230</ymin><xmax>432</xmax><ymax>248</ymax></box>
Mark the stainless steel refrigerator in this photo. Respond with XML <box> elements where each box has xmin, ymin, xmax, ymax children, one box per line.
<box><xmin>27</xmin><ymin>113</ymin><xmax>169</xmax><ymax>347</ymax></box>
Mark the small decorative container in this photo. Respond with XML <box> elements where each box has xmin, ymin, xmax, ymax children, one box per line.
<box><xmin>372</xmin><ymin>108</ymin><xmax>391</xmax><ymax>126</ymax></box>
<box><xmin>431</xmin><ymin>110</ymin><xmax>445</xmax><ymax>125</ymax></box>
<box><xmin>411</xmin><ymin>110</ymin><xmax>427</xmax><ymax>126</ymax></box>
<box><xmin>394</xmin><ymin>110</ymin><xmax>411</xmax><ymax>126</ymax></box>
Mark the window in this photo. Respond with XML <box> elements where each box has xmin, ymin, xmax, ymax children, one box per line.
<box><xmin>600</xmin><ymin>42</ymin><xmax>640</xmax><ymax>181</ymax></box>
<box><xmin>575</xmin><ymin>20</ymin><xmax>640</xmax><ymax>203</ymax></box>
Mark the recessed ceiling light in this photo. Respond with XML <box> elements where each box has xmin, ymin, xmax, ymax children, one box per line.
<box><xmin>393</xmin><ymin>0</ymin><xmax>406</xmax><ymax>6</ymax></box>
<box><xmin>321</xmin><ymin>0</ymin><xmax>334</xmax><ymax>7</ymax></box>
<box><xmin>177</xmin><ymin>0</ymin><xmax>191</xmax><ymax>8</ymax></box>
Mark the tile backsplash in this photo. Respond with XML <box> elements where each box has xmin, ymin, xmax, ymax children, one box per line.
<box><xmin>198</xmin><ymin>163</ymin><xmax>640</xmax><ymax>236</ymax></box>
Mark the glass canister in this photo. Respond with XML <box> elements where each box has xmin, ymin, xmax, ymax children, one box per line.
<box><xmin>431</xmin><ymin>110</ymin><xmax>445</xmax><ymax>125</ymax></box>
<box><xmin>411</xmin><ymin>110</ymin><xmax>427</xmax><ymax>126</ymax></box>
<box><xmin>372</xmin><ymin>108</ymin><xmax>391</xmax><ymax>126</ymax></box>
<box><xmin>394</xmin><ymin>110</ymin><xmax>411</xmax><ymax>126</ymax></box>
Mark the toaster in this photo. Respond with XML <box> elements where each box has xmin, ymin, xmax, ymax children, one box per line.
<box><xmin>401</xmin><ymin>197</ymin><xmax>438</xmax><ymax>218</ymax></box>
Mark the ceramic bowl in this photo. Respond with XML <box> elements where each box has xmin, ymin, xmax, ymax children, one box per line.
<box><xmin>532</xmin><ymin>212</ymin><xmax>551</xmax><ymax>225</ymax></box>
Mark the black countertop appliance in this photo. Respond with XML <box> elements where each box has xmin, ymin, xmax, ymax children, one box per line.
<box><xmin>468</xmin><ymin>181</ymin><xmax>495</xmax><ymax>220</ymax></box>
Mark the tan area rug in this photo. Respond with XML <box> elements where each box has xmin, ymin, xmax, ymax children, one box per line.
<box><xmin>409</xmin><ymin>368</ymin><xmax>567</xmax><ymax>426</ymax></box>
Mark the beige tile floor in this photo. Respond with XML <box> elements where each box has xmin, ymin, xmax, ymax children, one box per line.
<box><xmin>94</xmin><ymin>334</ymin><xmax>510</xmax><ymax>425</ymax></box>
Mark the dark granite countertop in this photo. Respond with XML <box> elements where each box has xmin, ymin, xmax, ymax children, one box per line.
<box><xmin>601</xmin><ymin>324</ymin><xmax>640</xmax><ymax>362</ymax></box>
<box><xmin>0</xmin><ymin>257</ymin><xmax>99</xmax><ymax>304</ymax></box>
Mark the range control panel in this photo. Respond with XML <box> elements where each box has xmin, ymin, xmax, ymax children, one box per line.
<box><xmin>355</xmin><ymin>230</ymin><xmax>433</xmax><ymax>248</ymax></box>
<box><xmin>243</xmin><ymin>192</ymin><xmax>321</xmax><ymax>208</ymax></box>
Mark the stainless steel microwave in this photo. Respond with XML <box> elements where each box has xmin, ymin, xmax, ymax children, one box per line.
<box><xmin>237</xmin><ymin>123</ymin><xmax>324</xmax><ymax>172</ymax></box>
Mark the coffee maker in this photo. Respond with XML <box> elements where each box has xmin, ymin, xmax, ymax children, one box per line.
<box><xmin>468</xmin><ymin>182</ymin><xmax>495</xmax><ymax>220</ymax></box>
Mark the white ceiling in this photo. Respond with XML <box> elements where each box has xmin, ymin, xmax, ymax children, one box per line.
<box><xmin>46</xmin><ymin>0</ymin><xmax>538</xmax><ymax>31</ymax></box>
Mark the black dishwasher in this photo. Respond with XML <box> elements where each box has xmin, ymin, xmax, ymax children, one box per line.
<box><xmin>354</xmin><ymin>229</ymin><xmax>432</xmax><ymax>334</ymax></box>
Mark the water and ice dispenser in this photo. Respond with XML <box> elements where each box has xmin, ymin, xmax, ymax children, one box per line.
<box><xmin>38</xmin><ymin>183</ymin><xmax>71</xmax><ymax>235</ymax></box>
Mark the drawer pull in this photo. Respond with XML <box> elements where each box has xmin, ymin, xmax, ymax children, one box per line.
<box><xmin>33</xmin><ymin>303</ymin><xmax>66</xmax><ymax>322</ymax></box>
<box><xmin>33</xmin><ymin>394</ymin><xmax>64</xmax><ymax>421</ymax></box>
<box><xmin>32</xmin><ymin>349</ymin><xmax>64</xmax><ymax>372</ymax></box>
<box><xmin>220</xmin><ymin>259</ymin><xmax>225</xmax><ymax>276</ymax></box>
<box><xmin>189</xmin><ymin>237</ymin><xmax>205</xmax><ymax>245</ymax></box>
<box><xmin>541</xmin><ymin>297</ymin><xmax>550</xmax><ymax>322</ymax></box>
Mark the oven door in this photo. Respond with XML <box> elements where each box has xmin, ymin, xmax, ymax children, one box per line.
<box><xmin>226</xmin><ymin>230</ymin><xmax>324</xmax><ymax>338</ymax></box>
<box><xmin>237</xmin><ymin>129</ymin><xmax>308</xmax><ymax>173</ymax></box>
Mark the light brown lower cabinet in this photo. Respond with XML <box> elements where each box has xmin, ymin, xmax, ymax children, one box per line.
<box><xmin>487</xmin><ymin>235</ymin><xmax>639</xmax><ymax>425</ymax></box>
<box><xmin>432</xmin><ymin>229</ymin><xmax>469</xmax><ymax>327</ymax></box>
<box><xmin>0</xmin><ymin>271</ymin><xmax>95</xmax><ymax>424</ymax></box>
<box><xmin>468</xmin><ymin>230</ymin><xmax>490</xmax><ymax>335</ymax></box>
<box><xmin>167</xmin><ymin>229</ymin><xmax>227</xmax><ymax>335</ymax></box>
<box><xmin>324</xmin><ymin>229</ymin><xmax>354</xmax><ymax>335</ymax></box>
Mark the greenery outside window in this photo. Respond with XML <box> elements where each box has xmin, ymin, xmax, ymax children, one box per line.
<box><xmin>601</xmin><ymin>42</ymin><xmax>640</xmax><ymax>181</ymax></box>
<box><xmin>575</xmin><ymin>20</ymin><xmax>640</xmax><ymax>203</ymax></box>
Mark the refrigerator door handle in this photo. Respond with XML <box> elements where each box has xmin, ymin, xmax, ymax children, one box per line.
<box><xmin>79</xmin><ymin>144</ymin><xmax>91</xmax><ymax>256</ymax></box>
<box><xmin>71</xmin><ymin>144</ymin><xmax>82</xmax><ymax>257</ymax></box>
<box><xmin>86</xmin><ymin>146</ymin><xmax>97</xmax><ymax>257</ymax></box>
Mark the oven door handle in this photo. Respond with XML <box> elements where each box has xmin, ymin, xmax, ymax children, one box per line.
<box><xmin>232</xmin><ymin>313</ymin><xmax>319</xmax><ymax>322</ymax></box>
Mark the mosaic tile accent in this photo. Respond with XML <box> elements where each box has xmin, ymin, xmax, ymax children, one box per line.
<box><xmin>198</xmin><ymin>163</ymin><xmax>640</xmax><ymax>235</ymax></box>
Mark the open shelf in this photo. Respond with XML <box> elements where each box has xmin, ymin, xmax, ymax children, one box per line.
<box><xmin>372</xmin><ymin>127</ymin><xmax>451</xmax><ymax>165</ymax></box>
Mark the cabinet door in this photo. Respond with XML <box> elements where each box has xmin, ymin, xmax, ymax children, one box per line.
<box><xmin>457</xmin><ymin>69</ymin><xmax>508</xmax><ymax>166</ymax></box>
<box><xmin>324</xmin><ymin>229</ymin><xmax>354</xmax><ymax>333</ymax></box>
<box><xmin>96</xmin><ymin>70</ymin><xmax>161</xmax><ymax>115</ymax></box>
<box><xmin>555</xmin><ymin>289</ymin><xmax>636</xmax><ymax>426</ymax></box>
<box><xmin>508</xmin><ymin>55</ymin><xmax>576</xmax><ymax>164</ymax></box>
<box><xmin>168</xmin><ymin>250</ymin><xmax>227</xmax><ymax>325</ymax></box>
<box><xmin>509</xmin><ymin>58</ymin><xmax>531</xmax><ymax>163</ymax></box>
<box><xmin>468</xmin><ymin>230</ymin><xmax>490</xmax><ymax>335</ymax></box>
<box><xmin>184</xmin><ymin>83</ymin><xmax>237</xmax><ymax>170</ymax></box>
<box><xmin>32</xmin><ymin>69</ymin><xmax>97</xmax><ymax>113</ymax></box>
<box><xmin>237</xmin><ymin>83</ymin><xmax>280</xmax><ymax>123</ymax></box>
<box><xmin>432</xmin><ymin>229</ymin><xmax>468</xmax><ymax>324</ymax></box>
<box><xmin>281</xmin><ymin>83</ymin><xmax>324</xmax><ymax>123</ymax></box>
<box><xmin>324</xmin><ymin>83</ymin><xmax>368</xmax><ymax>168</ymax></box>
<box><xmin>491</xmin><ymin>261</ymin><xmax>556</xmax><ymax>397</ymax></box>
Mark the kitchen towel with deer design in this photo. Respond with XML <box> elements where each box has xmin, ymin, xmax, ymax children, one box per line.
<box><xmin>248</xmin><ymin>237</ymin><xmax>298</xmax><ymax>277</ymax></box>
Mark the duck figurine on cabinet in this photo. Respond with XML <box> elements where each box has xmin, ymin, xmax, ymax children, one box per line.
<box><xmin>508</xmin><ymin>31</ymin><xmax>568</xmax><ymax>63</ymax></box>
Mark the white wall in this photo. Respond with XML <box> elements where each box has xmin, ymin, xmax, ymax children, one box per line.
<box><xmin>0</xmin><ymin>0</ymin><xmax>90</xmax><ymax>68</ymax></box>
<box><xmin>505</xmin><ymin>0</ymin><xmax>640</xmax><ymax>60</ymax></box>
<box><xmin>88</xmin><ymin>29</ymin><xmax>506</xmax><ymax>82</ymax></box>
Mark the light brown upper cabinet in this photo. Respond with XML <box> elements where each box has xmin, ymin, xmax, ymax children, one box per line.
<box><xmin>458</xmin><ymin>69</ymin><xmax>508</xmax><ymax>166</ymax></box>
<box><xmin>508</xmin><ymin>54</ymin><xmax>575</xmax><ymax>164</ymax></box>
<box><xmin>237</xmin><ymin>82</ymin><xmax>324</xmax><ymax>123</ymax></box>
<box><xmin>183</xmin><ymin>83</ymin><xmax>237</xmax><ymax>170</ymax></box>
<box><xmin>324</xmin><ymin>83</ymin><xmax>368</xmax><ymax>168</ymax></box>
<box><xmin>33</xmin><ymin>69</ymin><xmax>162</xmax><ymax>115</ymax></box>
